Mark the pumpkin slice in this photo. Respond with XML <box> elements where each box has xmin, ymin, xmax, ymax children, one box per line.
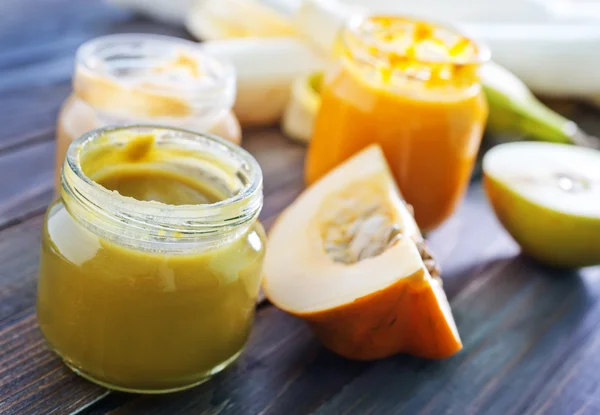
<box><xmin>263</xmin><ymin>145</ymin><xmax>462</xmax><ymax>360</ymax></box>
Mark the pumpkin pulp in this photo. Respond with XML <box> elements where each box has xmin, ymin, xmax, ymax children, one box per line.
<box><xmin>265</xmin><ymin>145</ymin><xmax>461</xmax><ymax>360</ymax></box>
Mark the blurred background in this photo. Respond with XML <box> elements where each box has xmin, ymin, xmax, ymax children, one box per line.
<box><xmin>2</xmin><ymin>0</ymin><xmax>600</xmax><ymax>223</ymax></box>
<box><xmin>2</xmin><ymin>2</ymin><xmax>600</xmax><ymax>412</ymax></box>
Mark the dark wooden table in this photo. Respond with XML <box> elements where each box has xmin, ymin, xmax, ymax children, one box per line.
<box><xmin>2</xmin><ymin>1</ymin><xmax>600</xmax><ymax>414</ymax></box>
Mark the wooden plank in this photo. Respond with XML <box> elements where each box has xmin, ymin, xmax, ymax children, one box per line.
<box><xmin>0</xmin><ymin>214</ymin><xmax>111</xmax><ymax>415</ymax></box>
<box><xmin>304</xmin><ymin>189</ymin><xmax>600</xmax><ymax>415</ymax></box>
<box><xmin>2</xmin><ymin>0</ymin><xmax>600</xmax><ymax>413</ymax></box>
<box><xmin>0</xmin><ymin>88</ymin><xmax>68</xmax><ymax>153</ymax></box>
<box><xmin>0</xmin><ymin>0</ymin><xmax>117</xmax><ymax>151</ymax></box>
<box><xmin>407</xmin><ymin>267</ymin><xmax>600</xmax><ymax>415</ymax></box>
<box><xmin>244</xmin><ymin>127</ymin><xmax>306</xmax><ymax>228</ymax></box>
<box><xmin>0</xmin><ymin>142</ymin><xmax>55</xmax><ymax>229</ymax></box>
<box><xmin>0</xmin><ymin>215</ymin><xmax>45</xmax><ymax>320</ymax></box>
<box><xmin>0</xmin><ymin>308</ymin><xmax>108</xmax><ymax>415</ymax></box>
<box><xmin>0</xmin><ymin>0</ymin><xmax>192</xmax><ymax>152</ymax></box>
<box><xmin>493</xmin><ymin>269</ymin><xmax>600</xmax><ymax>415</ymax></box>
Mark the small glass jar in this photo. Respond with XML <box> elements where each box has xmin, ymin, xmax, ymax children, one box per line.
<box><xmin>38</xmin><ymin>125</ymin><xmax>265</xmax><ymax>393</ymax></box>
<box><xmin>306</xmin><ymin>16</ymin><xmax>489</xmax><ymax>232</ymax></box>
<box><xmin>55</xmin><ymin>34</ymin><xmax>241</xmax><ymax>187</ymax></box>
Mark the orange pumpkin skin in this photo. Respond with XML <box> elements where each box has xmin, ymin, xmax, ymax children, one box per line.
<box><xmin>262</xmin><ymin>145</ymin><xmax>461</xmax><ymax>361</ymax></box>
<box><xmin>297</xmin><ymin>270</ymin><xmax>462</xmax><ymax>360</ymax></box>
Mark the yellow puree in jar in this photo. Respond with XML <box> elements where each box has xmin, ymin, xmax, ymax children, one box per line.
<box><xmin>37</xmin><ymin>134</ymin><xmax>265</xmax><ymax>392</ymax></box>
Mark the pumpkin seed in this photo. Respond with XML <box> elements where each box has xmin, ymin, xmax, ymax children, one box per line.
<box><xmin>318</xmin><ymin>179</ymin><xmax>440</xmax><ymax>275</ymax></box>
<box><xmin>320</xmin><ymin>186</ymin><xmax>402</xmax><ymax>264</ymax></box>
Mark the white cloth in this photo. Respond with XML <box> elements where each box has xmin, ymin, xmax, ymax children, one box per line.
<box><xmin>109</xmin><ymin>0</ymin><xmax>600</xmax><ymax>96</ymax></box>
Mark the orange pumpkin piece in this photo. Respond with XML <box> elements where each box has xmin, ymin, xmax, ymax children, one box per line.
<box><xmin>263</xmin><ymin>145</ymin><xmax>461</xmax><ymax>360</ymax></box>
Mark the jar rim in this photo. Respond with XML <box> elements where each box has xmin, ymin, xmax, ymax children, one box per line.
<box><xmin>62</xmin><ymin>125</ymin><xmax>263</xmax><ymax>247</ymax></box>
<box><xmin>343</xmin><ymin>15</ymin><xmax>491</xmax><ymax>66</ymax></box>
<box><xmin>74</xmin><ymin>33</ymin><xmax>236</xmax><ymax>121</ymax></box>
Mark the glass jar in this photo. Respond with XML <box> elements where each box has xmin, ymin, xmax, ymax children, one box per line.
<box><xmin>55</xmin><ymin>34</ymin><xmax>241</xmax><ymax>187</ymax></box>
<box><xmin>305</xmin><ymin>16</ymin><xmax>489</xmax><ymax>232</ymax></box>
<box><xmin>38</xmin><ymin>125</ymin><xmax>265</xmax><ymax>393</ymax></box>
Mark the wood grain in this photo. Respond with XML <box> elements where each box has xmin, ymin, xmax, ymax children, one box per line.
<box><xmin>2</xmin><ymin>0</ymin><xmax>600</xmax><ymax>414</ymax></box>
<box><xmin>244</xmin><ymin>127</ymin><xmax>306</xmax><ymax>226</ymax></box>
<box><xmin>0</xmin><ymin>214</ymin><xmax>109</xmax><ymax>414</ymax></box>
<box><xmin>0</xmin><ymin>215</ymin><xmax>44</xmax><ymax>320</ymax></box>
<box><xmin>0</xmin><ymin>309</ymin><xmax>108</xmax><ymax>415</ymax></box>
<box><xmin>0</xmin><ymin>0</ymin><xmax>191</xmax><ymax>152</ymax></box>
<box><xmin>0</xmin><ymin>142</ymin><xmax>55</xmax><ymax>229</ymax></box>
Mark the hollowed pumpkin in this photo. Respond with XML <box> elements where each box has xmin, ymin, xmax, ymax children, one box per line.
<box><xmin>263</xmin><ymin>145</ymin><xmax>462</xmax><ymax>360</ymax></box>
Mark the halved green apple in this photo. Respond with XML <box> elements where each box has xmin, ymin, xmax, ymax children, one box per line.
<box><xmin>483</xmin><ymin>142</ymin><xmax>600</xmax><ymax>268</ymax></box>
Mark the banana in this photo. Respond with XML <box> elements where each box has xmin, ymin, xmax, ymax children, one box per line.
<box><xmin>186</xmin><ymin>0</ymin><xmax>297</xmax><ymax>40</ymax></box>
<box><xmin>200</xmin><ymin>38</ymin><xmax>328</xmax><ymax>127</ymax></box>
<box><xmin>482</xmin><ymin>62</ymin><xmax>583</xmax><ymax>145</ymax></box>
<box><xmin>282</xmin><ymin>72</ymin><xmax>321</xmax><ymax>143</ymax></box>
